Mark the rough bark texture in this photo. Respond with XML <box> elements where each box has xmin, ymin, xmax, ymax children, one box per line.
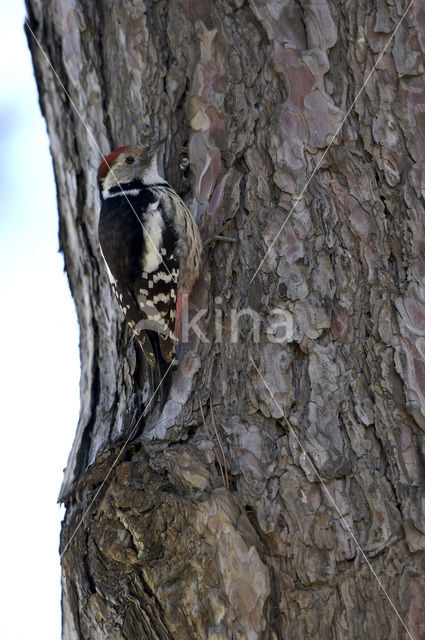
<box><xmin>26</xmin><ymin>0</ymin><xmax>425</xmax><ymax>638</ymax></box>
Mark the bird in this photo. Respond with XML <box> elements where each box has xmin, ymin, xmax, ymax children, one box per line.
<box><xmin>97</xmin><ymin>141</ymin><xmax>202</xmax><ymax>408</ymax></box>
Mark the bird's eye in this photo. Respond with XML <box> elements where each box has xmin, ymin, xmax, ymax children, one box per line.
<box><xmin>125</xmin><ymin>155</ymin><xmax>135</xmax><ymax>165</ymax></box>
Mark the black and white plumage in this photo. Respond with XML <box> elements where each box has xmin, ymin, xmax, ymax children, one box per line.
<box><xmin>97</xmin><ymin>143</ymin><xmax>202</xmax><ymax>407</ymax></box>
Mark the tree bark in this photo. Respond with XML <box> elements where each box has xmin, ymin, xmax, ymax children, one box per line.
<box><xmin>26</xmin><ymin>0</ymin><xmax>425</xmax><ymax>638</ymax></box>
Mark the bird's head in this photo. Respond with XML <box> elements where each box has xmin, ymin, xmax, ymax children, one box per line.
<box><xmin>97</xmin><ymin>140</ymin><xmax>166</xmax><ymax>195</ymax></box>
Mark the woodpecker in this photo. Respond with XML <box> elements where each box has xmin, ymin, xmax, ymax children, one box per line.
<box><xmin>97</xmin><ymin>142</ymin><xmax>202</xmax><ymax>407</ymax></box>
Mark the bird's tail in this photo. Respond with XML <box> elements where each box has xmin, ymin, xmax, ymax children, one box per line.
<box><xmin>135</xmin><ymin>330</ymin><xmax>176</xmax><ymax>411</ymax></box>
<box><xmin>150</xmin><ymin>330</ymin><xmax>177</xmax><ymax>410</ymax></box>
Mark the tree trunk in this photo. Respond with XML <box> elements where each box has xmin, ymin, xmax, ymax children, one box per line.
<box><xmin>26</xmin><ymin>0</ymin><xmax>425</xmax><ymax>638</ymax></box>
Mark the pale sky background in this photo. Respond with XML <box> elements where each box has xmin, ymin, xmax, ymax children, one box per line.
<box><xmin>0</xmin><ymin>3</ymin><xmax>80</xmax><ymax>638</ymax></box>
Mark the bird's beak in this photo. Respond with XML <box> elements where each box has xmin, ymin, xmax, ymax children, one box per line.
<box><xmin>148</xmin><ymin>137</ymin><xmax>167</xmax><ymax>152</ymax></box>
